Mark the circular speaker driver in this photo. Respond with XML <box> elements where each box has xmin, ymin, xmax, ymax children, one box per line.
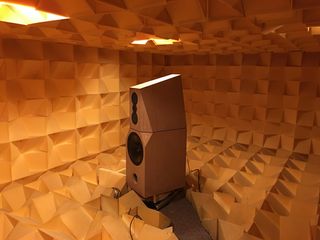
<box><xmin>127</xmin><ymin>132</ymin><xmax>143</xmax><ymax>166</ymax></box>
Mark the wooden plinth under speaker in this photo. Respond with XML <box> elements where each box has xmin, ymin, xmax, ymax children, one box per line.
<box><xmin>126</xmin><ymin>74</ymin><xmax>186</xmax><ymax>198</ymax></box>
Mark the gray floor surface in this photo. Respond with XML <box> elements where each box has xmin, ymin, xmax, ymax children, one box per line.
<box><xmin>160</xmin><ymin>193</ymin><xmax>212</xmax><ymax>240</ymax></box>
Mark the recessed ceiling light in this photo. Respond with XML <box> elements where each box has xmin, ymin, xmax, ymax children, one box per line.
<box><xmin>309</xmin><ymin>26</ymin><xmax>320</xmax><ymax>35</ymax></box>
<box><xmin>0</xmin><ymin>1</ymin><xmax>68</xmax><ymax>25</ymax></box>
<box><xmin>131</xmin><ymin>39</ymin><xmax>149</xmax><ymax>45</ymax></box>
<box><xmin>131</xmin><ymin>38</ymin><xmax>180</xmax><ymax>46</ymax></box>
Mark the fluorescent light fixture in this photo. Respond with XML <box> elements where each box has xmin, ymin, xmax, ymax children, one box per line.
<box><xmin>152</xmin><ymin>38</ymin><xmax>180</xmax><ymax>45</ymax></box>
<box><xmin>131</xmin><ymin>38</ymin><xmax>180</xmax><ymax>45</ymax></box>
<box><xmin>131</xmin><ymin>39</ymin><xmax>149</xmax><ymax>45</ymax></box>
<box><xmin>0</xmin><ymin>1</ymin><xmax>68</xmax><ymax>25</ymax></box>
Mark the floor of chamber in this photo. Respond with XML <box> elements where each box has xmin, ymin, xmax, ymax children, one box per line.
<box><xmin>160</xmin><ymin>191</ymin><xmax>212</xmax><ymax>240</ymax></box>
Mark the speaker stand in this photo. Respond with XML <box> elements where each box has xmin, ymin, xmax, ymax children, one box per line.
<box><xmin>142</xmin><ymin>188</ymin><xmax>185</xmax><ymax>210</ymax></box>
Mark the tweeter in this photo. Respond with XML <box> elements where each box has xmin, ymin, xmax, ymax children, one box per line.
<box><xmin>131</xmin><ymin>92</ymin><xmax>138</xmax><ymax>124</ymax></box>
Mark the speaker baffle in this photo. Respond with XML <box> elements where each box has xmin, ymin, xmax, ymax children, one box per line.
<box><xmin>127</xmin><ymin>132</ymin><xmax>143</xmax><ymax>166</ymax></box>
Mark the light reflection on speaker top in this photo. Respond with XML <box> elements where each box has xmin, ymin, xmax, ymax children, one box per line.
<box><xmin>131</xmin><ymin>74</ymin><xmax>181</xmax><ymax>89</ymax></box>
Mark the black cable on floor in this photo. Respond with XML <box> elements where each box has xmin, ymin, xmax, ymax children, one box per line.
<box><xmin>190</xmin><ymin>169</ymin><xmax>201</xmax><ymax>192</ymax></box>
<box><xmin>129</xmin><ymin>214</ymin><xmax>139</xmax><ymax>240</ymax></box>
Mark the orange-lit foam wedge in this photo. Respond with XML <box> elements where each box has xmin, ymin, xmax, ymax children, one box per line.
<box><xmin>0</xmin><ymin>1</ymin><xmax>67</xmax><ymax>25</ymax></box>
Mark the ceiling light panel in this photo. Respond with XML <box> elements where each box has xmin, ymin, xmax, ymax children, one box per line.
<box><xmin>0</xmin><ymin>1</ymin><xmax>67</xmax><ymax>25</ymax></box>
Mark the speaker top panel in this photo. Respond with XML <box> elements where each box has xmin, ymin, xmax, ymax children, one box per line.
<box><xmin>129</xmin><ymin>74</ymin><xmax>186</xmax><ymax>132</ymax></box>
<box><xmin>132</xmin><ymin>74</ymin><xmax>180</xmax><ymax>90</ymax></box>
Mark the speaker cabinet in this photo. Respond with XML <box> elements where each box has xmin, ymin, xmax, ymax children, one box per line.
<box><xmin>126</xmin><ymin>129</ymin><xmax>186</xmax><ymax>197</ymax></box>
<box><xmin>126</xmin><ymin>74</ymin><xmax>186</xmax><ymax>198</ymax></box>
<box><xmin>129</xmin><ymin>74</ymin><xmax>186</xmax><ymax>132</ymax></box>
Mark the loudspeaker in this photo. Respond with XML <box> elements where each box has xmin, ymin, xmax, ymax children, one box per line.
<box><xmin>126</xmin><ymin>129</ymin><xmax>186</xmax><ymax>197</ymax></box>
<box><xmin>126</xmin><ymin>74</ymin><xmax>186</xmax><ymax>198</ymax></box>
<box><xmin>129</xmin><ymin>74</ymin><xmax>186</xmax><ymax>132</ymax></box>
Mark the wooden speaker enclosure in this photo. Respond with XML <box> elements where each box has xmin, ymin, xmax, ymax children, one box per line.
<box><xmin>126</xmin><ymin>128</ymin><xmax>186</xmax><ymax>198</ymax></box>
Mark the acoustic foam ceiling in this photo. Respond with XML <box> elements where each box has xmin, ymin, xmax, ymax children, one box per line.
<box><xmin>0</xmin><ymin>0</ymin><xmax>320</xmax><ymax>54</ymax></box>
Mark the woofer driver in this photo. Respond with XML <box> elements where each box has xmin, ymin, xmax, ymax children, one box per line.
<box><xmin>127</xmin><ymin>132</ymin><xmax>143</xmax><ymax>166</ymax></box>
